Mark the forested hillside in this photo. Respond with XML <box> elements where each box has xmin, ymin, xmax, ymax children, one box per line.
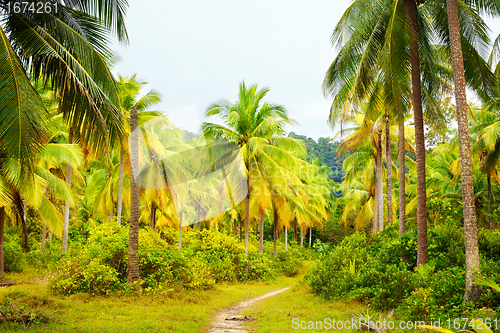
<box><xmin>288</xmin><ymin>132</ymin><xmax>350</xmax><ymax>184</ymax></box>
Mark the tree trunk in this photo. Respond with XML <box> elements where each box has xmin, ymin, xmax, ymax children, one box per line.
<box><xmin>273</xmin><ymin>208</ymin><xmax>278</xmax><ymax>258</ymax></box>
<box><xmin>309</xmin><ymin>227</ymin><xmax>312</xmax><ymax>247</ymax></box>
<box><xmin>117</xmin><ymin>145</ymin><xmax>125</xmax><ymax>225</ymax></box>
<box><xmin>259</xmin><ymin>207</ymin><xmax>264</xmax><ymax>254</ymax></box>
<box><xmin>374</xmin><ymin>136</ymin><xmax>384</xmax><ymax>232</ymax></box>
<box><xmin>62</xmin><ymin>129</ymin><xmax>73</xmax><ymax>253</ymax></box>
<box><xmin>127</xmin><ymin>106</ymin><xmax>140</xmax><ymax>287</ymax></box>
<box><xmin>150</xmin><ymin>203</ymin><xmax>156</xmax><ymax>230</ymax></box>
<box><xmin>385</xmin><ymin>113</ymin><xmax>393</xmax><ymax>225</ymax></box>
<box><xmin>300</xmin><ymin>227</ymin><xmax>304</xmax><ymax>247</ymax></box>
<box><xmin>293</xmin><ymin>218</ymin><xmax>297</xmax><ymax>242</ymax></box>
<box><xmin>488</xmin><ymin>174</ymin><xmax>493</xmax><ymax>229</ymax></box>
<box><xmin>196</xmin><ymin>206</ymin><xmax>201</xmax><ymax>231</ymax></box>
<box><xmin>0</xmin><ymin>207</ymin><xmax>4</xmax><ymax>284</ymax></box>
<box><xmin>445</xmin><ymin>0</ymin><xmax>481</xmax><ymax>301</ymax></box>
<box><xmin>109</xmin><ymin>200</ymin><xmax>114</xmax><ymax>223</ymax></box>
<box><xmin>178</xmin><ymin>210</ymin><xmax>183</xmax><ymax>252</ymax></box>
<box><xmin>20</xmin><ymin>200</ymin><xmax>29</xmax><ymax>252</ymax></box>
<box><xmin>398</xmin><ymin>107</ymin><xmax>406</xmax><ymax>235</ymax></box>
<box><xmin>284</xmin><ymin>227</ymin><xmax>288</xmax><ymax>251</ymax></box>
<box><xmin>244</xmin><ymin>195</ymin><xmax>249</xmax><ymax>256</ymax></box>
<box><xmin>41</xmin><ymin>188</ymin><xmax>48</xmax><ymax>255</ymax></box>
<box><xmin>405</xmin><ymin>0</ymin><xmax>428</xmax><ymax>266</ymax></box>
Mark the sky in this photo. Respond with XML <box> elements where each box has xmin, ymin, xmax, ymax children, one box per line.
<box><xmin>111</xmin><ymin>0</ymin><xmax>500</xmax><ymax>141</ymax></box>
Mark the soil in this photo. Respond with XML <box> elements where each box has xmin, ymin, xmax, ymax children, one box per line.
<box><xmin>206</xmin><ymin>287</ymin><xmax>290</xmax><ymax>333</ymax></box>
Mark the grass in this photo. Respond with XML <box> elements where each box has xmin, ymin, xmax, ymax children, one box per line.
<box><xmin>0</xmin><ymin>270</ymin><xmax>298</xmax><ymax>332</ymax></box>
<box><xmin>240</xmin><ymin>281</ymin><xmax>365</xmax><ymax>332</ymax></box>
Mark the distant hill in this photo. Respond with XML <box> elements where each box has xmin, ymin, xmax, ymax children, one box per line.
<box><xmin>288</xmin><ymin>132</ymin><xmax>350</xmax><ymax>185</ymax></box>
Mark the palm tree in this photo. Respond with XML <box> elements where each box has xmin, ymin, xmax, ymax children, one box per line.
<box><xmin>116</xmin><ymin>74</ymin><xmax>161</xmax><ymax>225</ymax></box>
<box><xmin>0</xmin><ymin>1</ymin><xmax>129</xmax><ymax>252</ymax></box>
<box><xmin>443</xmin><ymin>0</ymin><xmax>485</xmax><ymax>301</ymax></box>
<box><xmin>127</xmin><ymin>106</ymin><xmax>140</xmax><ymax>287</ymax></box>
<box><xmin>202</xmin><ymin>82</ymin><xmax>304</xmax><ymax>259</ymax></box>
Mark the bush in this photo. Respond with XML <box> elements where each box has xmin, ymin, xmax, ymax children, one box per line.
<box><xmin>275</xmin><ymin>247</ymin><xmax>304</xmax><ymax>277</ymax></box>
<box><xmin>4</xmin><ymin>232</ymin><xmax>25</xmax><ymax>273</ymax></box>
<box><xmin>49</xmin><ymin>258</ymin><xmax>120</xmax><ymax>295</ymax></box>
<box><xmin>49</xmin><ymin>225</ymin><xmax>304</xmax><ymax>296</ymax></box>
<box><xmin>309</xmin><ymin>224</ymin><xmax>500</xmax><ymax>320</ymax></box>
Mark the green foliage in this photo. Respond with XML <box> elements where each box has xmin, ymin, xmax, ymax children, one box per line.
<box><xmin>309</xmin><ymin>226</ymin><xmax>500</xmax><ymax>320</ymax></box>
<box><xmin>49</xmin><ymin>258</ymin><xmax>121</xmax><ymax>296</ymax></box>
<box><xmin>4</xmin><ymin>231</ymin><xmax>25</xmax><ymax>273</ymax></box>
<box><xmin>49</xmin><ymin>226</ymin><xmax>302</xmax><ymax>296</ymax></box>
<box><xmin>274</xmin><ymin>247</ymin><xmax>304</xmax><ymax>277</ymax></box>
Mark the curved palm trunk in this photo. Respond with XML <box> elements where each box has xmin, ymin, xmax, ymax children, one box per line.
<box><xmin>127</xmin><ymin>106</ymin><xmax>140</xmax><ymax>286</ymax></box>
<box><xmin>117</xmin><ymin>146</ymin><xmax>125</xmax><ymax>225</ymax></box>
<box><xmin>488</xmin><ymin>174</ymin><xmax>493</xmax><ymax>229</ymax></box>
<box><xmin>62</xmin><ymin>129</ymin><xmax>73</xmax><ymax>253</ymax></box>
<box><xmin>398</xmin><ymin>108</ymin><xmax>406</xmax><ymax>235</ymax></box>
<box><xmin>0</xmin><ymin>206</ymin><xmax>4</xmax><ymax>284</ymax></box>
<box><xmin>405</xmin><ymin>0</ymin><xmax>428</xmax><ymax>266</ymax></box>
<box><xmin>385</xmin><ymin>113</ymin><xmax>393</xmax><ymax>225</ymax></box>
<box><xmin>445</xmin><ymin>0</ymin><xmax>481</xmax><ymax>301</ymax></box>
<box><xmin>259</xmin><ymin>207</ymin><xmax>264</xmax><ymax>254</ymax></box>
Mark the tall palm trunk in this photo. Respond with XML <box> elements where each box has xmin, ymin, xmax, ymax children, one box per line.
<box><xmin>398</xmin><ymin>108</ymin><xmax>406</xmax><ymax>235</ymax></box>
<box><xmin>488</xmin><ymin>174</ymin><xmax>493</xmax><ymax>229</ymax></box>
<box><xmin>385</xmin><ymin>113</ymin><xmax>393</xmax><ymax>225</ymax></box>
<box><xmin>300</xmin><ymin>227</ymin><xmax>304</xmax><ymax>247</ymax></box>
<box><xmin>0</xmin><ymin>206</ymin><xmax>4</xmax><ymax>284</ymax></box>
<box><xmin>259</xmin><ymin>207</ymin><xmax>264</xmax><ymax>254</ymax></box>
<box><xmin>309</xmin><ymin>228</ymin><xmax>312</xmax><ymax>247</ymax></box>
<box><xmin>127</xmin><ymin>106</ymin><xmax>140</xmax><ymax>286</ymax></box>
<box><xmin>117</xmin><ymin>146</ymin><xmax>125</xmax><ymax>225</ymax></box>
<box><xmin>62</xmin><ymin>129</ymin><xmax>73</xmax><ymax>253</ymax></box>
<box><xmin>405</xmin><ymin>0</ymin><xmax>428</xmax><ymax>266</ymax></box>
<box><xmin>445</xmin><ymin>0</ymin><xmax>481</xmax><ymax>301</ymax></box>
<box><xmin>374</xmin><ymin>136</ymin><xmax>384</xmax><ymax>232</ymax></box>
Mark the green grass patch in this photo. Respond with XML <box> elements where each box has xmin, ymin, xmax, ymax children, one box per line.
<box><xmin>0</xmin><ymin>272</ymin><xmax>298</xmax><ymax>332</ymax></box>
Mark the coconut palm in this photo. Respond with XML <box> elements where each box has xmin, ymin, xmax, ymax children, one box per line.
<box><xmin>0</xmin><ymin>1</ymin><xmax>129</xmax><ymax>252</ymax></box>
<box><xmin>115</xmin><ymin>74</ymin><xmax>161</xmax><ymax>225</ymax></box>
<box><xmin>202</xmin><ymin>82</ymin><xmax>305</xmax><ymax>258</ymax></box>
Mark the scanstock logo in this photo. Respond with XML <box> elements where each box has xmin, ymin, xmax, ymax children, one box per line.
<box><xmin>129</xmin><ymin>105</ymin><xmax>247</xmax><ymax>226</ymax></box>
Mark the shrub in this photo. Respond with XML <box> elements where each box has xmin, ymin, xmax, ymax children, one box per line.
<box><xmin>4</xmin><ymin>232</ymin><xmax>25</xmax><ymax>273</ymax></box>
<box><xmin>49</xmin><ymin>258</ymin><xmax>120</xmax><ymax>296</ymax></box>
<box><xmin>309</xmin><ymin>224</ymin><xmax>500</xmax><ymax>321</ymax></box>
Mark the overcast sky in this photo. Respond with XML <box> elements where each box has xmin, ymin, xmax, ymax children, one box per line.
<box><xmin>111</xmin><ymin>1</ymin><xmax>500</xmax><ymax>141</ymax></box>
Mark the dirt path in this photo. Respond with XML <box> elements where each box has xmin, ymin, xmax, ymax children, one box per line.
<box><xmin>207</xmin><ymin>287</ymin><xmax>290</xmax><ymax>333</ymax></box>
